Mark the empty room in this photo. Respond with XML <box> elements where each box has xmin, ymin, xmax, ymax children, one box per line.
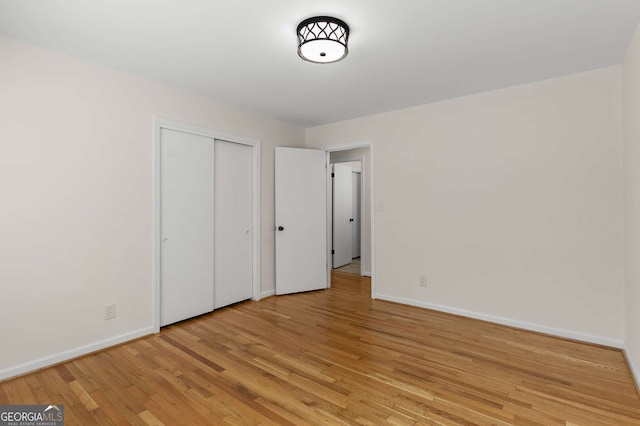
<box><xmin>1</xmin><ymin>1</ymin><xmax>640</xmax><ymax>424</ymax></box>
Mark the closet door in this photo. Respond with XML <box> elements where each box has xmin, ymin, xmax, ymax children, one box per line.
<box><xmin>214</xmin><ymin>140</ymin><xmax>253</xmax><ymax>308</ymax></box>
<box><xmin>160</xmin><ymin>129</ymin><xmax>215</xmax><ymax>326</ymax></box>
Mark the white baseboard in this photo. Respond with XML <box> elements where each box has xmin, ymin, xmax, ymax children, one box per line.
<box><xmin>261</xmin><ymin>289</ymin><xmax>275</xmax><ymax>299</ymax></box>
<box><xmin>362</xmin><ymin>271</ymin><xmax>372</xmax><ymax>277</ymax></box>
<box><xmin>0</xmin><ymin>326</ymin><xmax>154</xmax><ymax>382</ymax></box>
<box><xmin>374</xmin><ymin>293</ymin><xmax>623</xmax><ymax>348</ymax></box>
<box><xmin>624</xmin><ymin>345</ymin><xmax>640</xmax><ymax>392</ymax></box>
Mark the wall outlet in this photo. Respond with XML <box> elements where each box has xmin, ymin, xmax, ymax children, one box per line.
<box><xmin>419</xmin><ymin>276</ymin><xmax>427</xmax><ymax>287</ymax></box>
<box><xmin>104</xmin><ymin>304</ymin><xmax>116</xmax><ymax>320</ymax></box>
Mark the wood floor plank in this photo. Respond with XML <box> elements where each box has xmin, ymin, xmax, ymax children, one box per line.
<box><xmin>1</xmin><ymin>271</ymin><xmax>639</xmax><ymax>424</ymax></box>
<box><xmin>138</xmin><ymin>410</ymin><xmax>164</xmax><ymax>426</ymax></box>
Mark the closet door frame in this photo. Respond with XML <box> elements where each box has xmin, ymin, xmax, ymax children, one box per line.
<box><xmin>152</xmin><ymin>117</ymin><xmax>261</xmax><ymax>333</ymax></box>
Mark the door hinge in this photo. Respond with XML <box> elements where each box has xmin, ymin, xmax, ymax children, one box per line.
<box><xmin>332</xmin><ymin>249</ymin><xmax>335</xmax><ymax>254</ymax></box>
<box><xmin>331</xmin><ymin>173</ymin><xmax>335</xmax><ymax>178</ymax></box>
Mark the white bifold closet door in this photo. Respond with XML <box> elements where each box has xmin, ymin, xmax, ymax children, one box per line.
<box><xmin>160</xmin><ymin>130</ymin><xmax>252</xmax><ymax>327</ymax></box>
<box><xmin>214</xmin><ymin>140</ymin><xmax>253</xmax><ymax>309</ymax></box>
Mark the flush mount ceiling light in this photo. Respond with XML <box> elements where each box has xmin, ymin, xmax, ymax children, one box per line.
<box><xmin>297</xmin><ymin>16</ymin><xmax>350</xmax><ymax>64</ymax></box>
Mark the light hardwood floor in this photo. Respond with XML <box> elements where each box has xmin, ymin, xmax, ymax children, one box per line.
<box><xmin>334</xmin><ymin>258</ymin><xmax>361</xmax><ymax>276</ymax></box>
<box><xmin>2</xmin><ymin>272</ymin><xmax>639</xmax><ymax>425</ymax></box>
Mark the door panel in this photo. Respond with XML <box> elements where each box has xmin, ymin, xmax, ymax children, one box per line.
<box><xmin>352</xmin><ymin>171</ymin><xmax>361</xmax><ymax>259</ymax></box>
<box><xmin>160</xmin><ymin>129</ymin><xmax>214</xmax><ymax>326</ymax></box>
<box><xmin>275</xmin><ymin>147</ymin><xmax>327</xmax><ymax>295</ymax></box>
<box><xmin>332</xmin><ymin>164</ymin><xmax>352</xmax><ymax>268</ymax></box>
<box><xmin>214</xmin><ymin>140</ymin><xmax>253</xmax><ymax>308</ymax></box>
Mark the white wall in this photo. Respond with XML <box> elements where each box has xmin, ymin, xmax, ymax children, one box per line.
<box><xmin>330</xmin><ymin>148</ymin><xmax>372</xmax><ymax>275</ymax></box>
<box><xmin>623</xmin><ymin>22</ymin><xmax>640</xmax><ymax>386</ymax></box>
<box><xmin>0</xmin><ymin>35</ymin><xmax>305</xmax><ymax>378</ymax></box>
<box><xmin>339</xmin><ymin>161</ymin><xmax>362</xmax><ymax>172</ymax></box>
<box><xmin>1</xmin><ymin>31</ymin><xmax>633</xmax><ymax>381</ymax></box>
<box><xmin>308</xmin><ymin>67</ymin><xmax>625</xmax><ymax>345</ymax></box>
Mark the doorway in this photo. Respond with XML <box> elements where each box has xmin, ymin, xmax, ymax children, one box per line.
<box><xmin>325</xmin><ymin>141</ymin><xmax>375</xmax><ymax>297</ymax></box>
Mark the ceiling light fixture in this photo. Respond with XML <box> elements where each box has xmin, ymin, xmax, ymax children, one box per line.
<box><xmin>297</xmin><ymin>16</ymin><xmax>349</xmax><ymax>64</ymax></box>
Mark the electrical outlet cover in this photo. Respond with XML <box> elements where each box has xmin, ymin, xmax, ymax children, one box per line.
<box><xmin>104</xmin><ymin>304</ymin><xmax>116</xmax><ymax>320</ymax></box>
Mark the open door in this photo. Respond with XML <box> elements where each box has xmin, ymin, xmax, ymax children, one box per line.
<box><xmin>352</xmin><ymin>171</ymin><xmax>362</xmax><ymax>259</ymax></box>
<box><xmin>332</xmin><ymin>163</ymin><xmax>353</xmax><ymax>268</ymax></box>
<box><xmin>275</xmin><ymin>147</ymin><xmax>327</xmax><ymax>295</ymax></box>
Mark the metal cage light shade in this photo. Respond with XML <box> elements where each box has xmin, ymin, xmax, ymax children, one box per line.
<box><xmin>297</xmin><ymin>16</ymin><xmax>349</xmax><ymax>64</ymax></box>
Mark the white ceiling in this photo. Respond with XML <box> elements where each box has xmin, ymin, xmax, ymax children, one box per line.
<box><xmin>1</xmin><ymin>0</ymin><xmax>640</xmax><ymax>127</ymax></box>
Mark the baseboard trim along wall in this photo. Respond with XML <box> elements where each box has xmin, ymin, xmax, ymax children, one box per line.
<box><xmin>0</xmin><ymin>327</ymin><xmax>154</xmax><ymax>382</ymax></box>
<box><xmin>362</xmin><ymin>271</ymin><xmax>372</xmax><ymax>277</ymax></box>
<box><xmin>261</xmin><ymin>289</ymin><xmax>275</xmax><ymax>299</ymax></box>
<box><xmin>375</xmin><ymin>293</ymin><xmax>624</xmax><ymax>349</ymax></box>
<box><xmin>624</xmin><ymin>346</ymin><xmax>640</xmax><ymax>393</ymax></box>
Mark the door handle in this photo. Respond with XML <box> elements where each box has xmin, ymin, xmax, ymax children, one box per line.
<box><xmin>277</xmin><ymin>226</ymin><xmax>284</xmax><ymax>231</ymax></box>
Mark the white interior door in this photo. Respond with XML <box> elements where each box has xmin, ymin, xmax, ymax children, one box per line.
<box><xmin>160</xmin><ymin>129</ymin><xmax>214</xmax><ymax>326</ymax></box>
<box><xmin>214</xmin><ymin>140</ymin><xmax>253</xmax><ymax>308</ymax></box>
<box><xmin>332</xmin><ymin>163</ymin><xmax>352</xmax><ymax>268</ymax></box>
<box><xmin>352</xmin><ymin>171</ymin><xmax>361</xmax><ymax>259</ymax></box>
<box><xmin>275</xmin><ymin>147</ymin><xmax>327</xmax><ymax>295</ymax></box>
